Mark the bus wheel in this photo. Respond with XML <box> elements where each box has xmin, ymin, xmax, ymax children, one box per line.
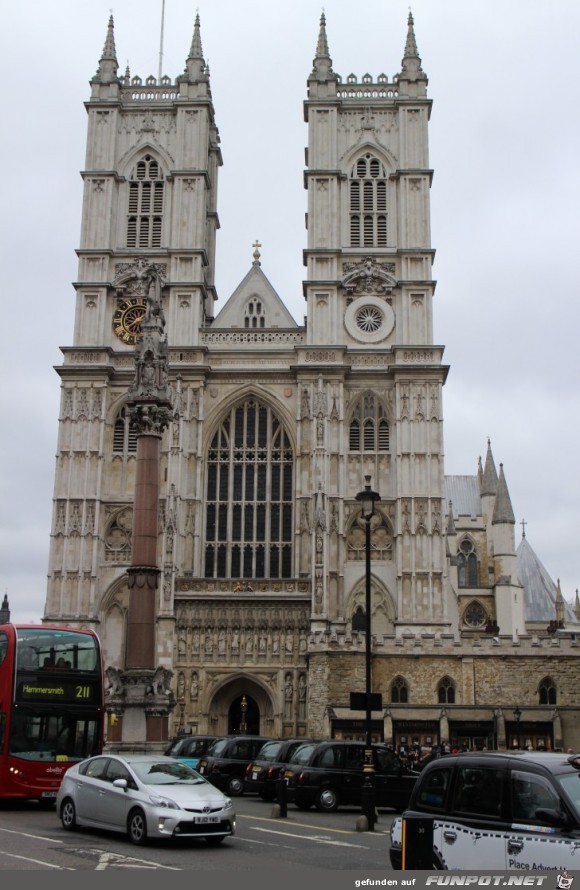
<box><xmin>128</xmin><ymin>808</ymin><xmax>148</xmax><ymax>845</ymax></box>
<box><xmin>60</xmin><ymin>798</ymin><xmax>77</xmax><ymax>831</ymax></box>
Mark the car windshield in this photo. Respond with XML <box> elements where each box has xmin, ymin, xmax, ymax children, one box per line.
<box><xmin>257</xmin><ymin>741</ymin><xmax>284</xmax><ymax>761</ymax></box>
<box><xmin>206</xmin><ymin>738</ymin><xmax>228</xmax><ymax>757</ymax></box>
<box><xmin>556</xmin><ymin>772</ymin><xmax>580</xmax><ymax>819</ymax></box>
<box><xmin>130</xmin><ymin>760</ymin><xmax>206</xmax><ymax>786</ymax></box>
<box><xmin>164</xmin><ymin>737</ymin><xmax>188</xmax><ymax>756</ymax></box>
<box><xmin>289</xmin><ymin>743</ymin><xmax>316</xmax><ymax>764</ymax></box>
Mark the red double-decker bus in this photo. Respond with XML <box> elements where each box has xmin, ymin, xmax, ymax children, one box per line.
<box><xmin>0</xmin><ymin>623</ymin><xmax>105</xmax><ymax>803</ymax></box>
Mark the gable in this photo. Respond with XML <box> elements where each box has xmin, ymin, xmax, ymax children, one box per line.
<box><xmin>212</xmin><ymin>264</ymin><xmax>299</xmax><ymax>329</ymax></box>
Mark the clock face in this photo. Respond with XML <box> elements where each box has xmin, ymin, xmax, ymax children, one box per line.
<box><xmin>113</xmin><ymin>298</ymin><xmax>147</xmax><ymax>344</ymax></box>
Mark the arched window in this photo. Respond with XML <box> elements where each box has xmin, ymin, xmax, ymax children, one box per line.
<box><xmin>244</xmin><ymin>299</ymin><xmax>266</xmax><ymax>329</ymax></box>
<box><xmin>204</xmin><ymin>399</ymin><xmax>293</xmax><ymax>579</ymax></box>
<box><xmin>391</xmin><ymin>676</ymin><xmax>409</xmax><ymax>704</ymax></box>
<box><xmin>457</xmin><ymin>539</ymin><xmax>478</xmax><ymax>587</ymax></box>
<box><xmin>113</xmin><ymin>407</ymin><xmax>137</xmax><ymax>454</ymax></box>
<box><xmin>437</xmin><ymin>676</ymin><xmax>455</xmax><ymax>704</ymax></box>
<box><xmin>349</xmin><ymin>394</ymin><xmax>390</xmax><ymax>452</ymax></box>
<box><xmin>349</xmin><ymin>154</ymin><xmax>388</xmax><ymax>247</ymax></box>
<box><xmin>539</xmin><ymin>677</ymin><xmax>557</xmax><ymax>705</ymax></box>
<box><xmin>127</xmin><ymin>155</ymin><xmax>164</xmax><ymax>248</ymax></box>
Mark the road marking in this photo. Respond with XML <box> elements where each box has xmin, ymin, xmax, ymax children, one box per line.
<box><xmin>237</xmin><ymin>813</ymin><xmax>389</xmax><ymax>837</ymax></box>
<box><xmin>0</xmin><ymin>826</ymin><xmax>63</xmax><ymax>843</ymax></box>
<box><xmin>0</xmin><ymin>852</ymin><xmax>73</xmax><ymax>869</ymax></box>
<box><xmin>92</xmin><ymin>850</ymin><xmax>181</xmax><ymax>870</ymax></box>
<box><xmin>250</xmin><ymin>826</ymin><xmax>370</xmax><ymax>848</ymax></box>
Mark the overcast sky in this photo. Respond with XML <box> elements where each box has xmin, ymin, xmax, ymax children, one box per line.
<box><xmin>1</xmin><ymin>0</ymin><xmax>579</xmax><ymax>624</ymax></box>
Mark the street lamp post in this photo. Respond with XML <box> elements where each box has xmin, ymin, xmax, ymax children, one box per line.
<box><xmin>513</xmin><ymin>706</ymin><xmax>522</xmax><ymax>749</ymax></box>
<box><xmin>355</xmin><ymin>475</ymin><xmax>381</xmax><ymax>831</ymax></box>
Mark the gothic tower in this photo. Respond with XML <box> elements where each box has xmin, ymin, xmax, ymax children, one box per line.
<box><xmin>44</xmin><ymin>15</ymin><xmax>221</xmax><ymax>670</ymax></box>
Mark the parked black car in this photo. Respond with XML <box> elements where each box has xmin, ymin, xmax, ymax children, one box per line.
<box><xmin>164</xmin><ymin>734</ymin><xmax>218</xmax><ymax>770</ymax></box>
<box><xmin>197</xmin><ymin>735</ymin><xmax>270</xmax><ymax>796</ymax></box>
<box><xmin>244</xmin><ymin>738</ymin><xmax>313</xmax><ymax>799</ymax></box>
<box><xmin>283</xmin><ymin>740</ymin><xmax>419</xmax><ymax>812</ymax></box>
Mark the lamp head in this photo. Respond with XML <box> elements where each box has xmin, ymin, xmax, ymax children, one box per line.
<box><xmin>355</xmin><ymin>474</ymin><xmax>381</xmax><ymax>519</ymax></box>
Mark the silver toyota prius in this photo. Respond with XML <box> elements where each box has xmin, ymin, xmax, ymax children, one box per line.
<box><xmin>56</xmin><ymin>753</ymin><xmax>236</xmax><ymax>845</ymax></box>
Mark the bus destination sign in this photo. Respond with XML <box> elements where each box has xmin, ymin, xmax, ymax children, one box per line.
<box><xmin>16</xmin><ymin>679</ymin><xmax>97</xmax><ymax>704</ymax></box>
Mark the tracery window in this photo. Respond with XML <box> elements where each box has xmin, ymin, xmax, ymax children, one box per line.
<box><xmin>463</xmin><ymin>600</ymin><xmax>486</xmax><ymax>628</ymax></box>
<box><xmin>539</xmin><ymin>677</ymin><xmax>557</xmax><ymax>705</ymax></box>
<box><xmin>437</xmin><ymin>676</ymin><xmax>456</xmax><ymax>704</ymax></box>
<box><xmin>391</xmin><ymin>676</ymin><xmax>409</xmax><ymax>704</ymax></box>
<box><xmin>349</xmin><ymin>154</ymin><xmax>388</xmax><ymax>247</ymax></box>
<box><xmin>457</xmin><ymin>538</ymin><xmax>479</xmax><ymax>587</ymax></box>
<box><xmin>127</xmin><ymin>154</ymin><xmax>164</xmax><ymax>248</ymax></box>
<box><xmin>113</xmin><ymin>406</ymin><xmax>137</xmax><ymax>454</ymax></box>
<box><xmin>346</xmin><ymin>512</ymin><xmax>393</xmax><ymax>561</ymax></box>
<box><xmin>349</xmin><ymin>394</ymin><xmax>390</xmax><ymax>452</ymax></box>
<box><xmin>204</xmin><ymin>399</ymin><xmax>293</xmax><ymax>579</ymax></box>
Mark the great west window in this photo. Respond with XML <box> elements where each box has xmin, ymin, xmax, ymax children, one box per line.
<box><xmin>205</xmin><ymin>399</ymin><xmax>294</xmax><ymax>579</ymax></box>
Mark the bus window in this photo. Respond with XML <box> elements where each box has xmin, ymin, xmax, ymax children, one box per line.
<box><xmin>0</xmin><ymin>632</ymin><xmax>7</xmax><ymax>667</ymax></box>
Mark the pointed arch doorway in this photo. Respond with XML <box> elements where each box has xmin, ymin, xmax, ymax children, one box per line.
<box><xmin>207</xmin><ymin>675</ymin><xmax>275</xmax><ymax>737</ymax></box>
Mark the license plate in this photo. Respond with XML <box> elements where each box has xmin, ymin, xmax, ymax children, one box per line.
<box><xmin>194</xmin><ymin>816</ymin><xmax>219</xmax><ymax>824</ymax></box>
<box><xmin>252</xmin><ymin>771</ymin><xmax>258</xmax><ymax>779</ymax></box>
<box><xmin>42</xmin><ymin>791</ymin><xmax>58</xmax><ymax>798</ymax></box>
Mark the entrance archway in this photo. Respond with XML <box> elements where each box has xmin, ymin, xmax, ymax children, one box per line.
<box><xmin>229</xmin><ymin>694</ymin><xmax>260</xmax><ymax>734</ymax></box>
<box><xmin>207</xmin><ymin>675</ymin><xmax>275</xmax><ymax>737</ymax></box>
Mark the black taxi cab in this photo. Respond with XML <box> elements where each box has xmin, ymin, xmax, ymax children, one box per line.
<box><xmin>390</xmin><ymin>750</ymin><xmax>580</xmax><ymax>870</ymax></box>
<box><xmin>283</xmin><ymin>739</ymin><xmax>418</xmax><ymax>812</ymax></box>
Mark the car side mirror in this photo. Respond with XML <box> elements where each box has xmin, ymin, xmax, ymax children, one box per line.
<box><xmin>113</xmin><ymin>778</ymin><xmax>128</xmax><ymax>790</ymax></box>
<box><xmin>535</xmin><ymin>807</ymin><xmax>568</xmax><ymax>827</ymax></box>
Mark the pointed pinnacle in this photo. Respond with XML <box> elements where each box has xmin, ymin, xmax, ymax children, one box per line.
<box><xmin>188</xmin><ymin>12</ymin><xmax>204</xmax><ymax>61</ymax></box>
<box><xmin>310</xmin><ymin>10</ymin><xmax>335</xmax><ymax>81</ymax></box>
<box><xmin>101</xmin><ymin>14</ymin><xmax>118</xmax><ymax>63</ymax></box>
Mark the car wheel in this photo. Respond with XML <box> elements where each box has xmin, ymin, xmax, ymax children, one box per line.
<box><xmin>127</xmin><ymin>808</ymin><xmax>148</xmax><ymax>845</ymax></box>
<box><xmin>228</xmin><ymin>776</ymin><xmax>245</xmax><ymax>796</ymax></box>
<box><xmin>60</xmin><ymin>798</ymin><xmax>77</xmax><ymax>831</ymax></box>
<box><xmin>205</xmin><ymin>835</ymin><xmax>225</xmax><ymax>845</ymax></box>
<box><xmin>315</xmin><ymin>787</ymin><xmax>340</xmax><ymax>812</ymax></box>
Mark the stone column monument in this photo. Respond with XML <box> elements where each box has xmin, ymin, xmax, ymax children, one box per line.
<box><xmin>106</xmin><ymin>262</ymin><xmax>176</xmax><ymax>748</ymax></box>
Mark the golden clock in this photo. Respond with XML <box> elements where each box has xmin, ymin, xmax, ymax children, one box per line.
<box><xmin>113</xmin><ymin>298</ymin><xmax>147</xmax><ymax>344</ymax></box>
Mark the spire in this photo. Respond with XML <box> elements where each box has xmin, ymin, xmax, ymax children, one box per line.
<box><xmin>555</xmin><ymin>579</ymin><xmax>565</xmax><ymax>625</ymax></box>
<box><xmin>0</xmin><ymin>593</ymin><xmax>9</xmax><ymax>624</ymax></box>
<box><xmin>310</xmin><ymin>12</ymin><xmax>336</xmax><ymax>82</ymax></box>
<box><xmin>184</xmin><ymin>13</ymin><xmax>207</xmax><ymax>82</ymax></box>
<box><xmin>575</xmin><ymin>589</ymin><xmax>580</xmax><ymax>621</ymax></box>
<box><xmin>480</xmin><ymin>439</ymin><xmax>498</xmax><ymax>497</ymax></box>
<box><xmin>492</xmin><ymin>463</ymin><xmax>516</xmax><ymax>525</ymax></box>
<box><xmin>397</xmin><ymin>11</ymin><xmax>428</xmax><ymax>95</ymax></box>
<box><xmin>252</xmin><ymin>240</ymin><xmax>262</xmax><ymax>266</ymax></box>
<box><xmin>93</xmin><ymin>15</ymin><xmax>119</xmax><ymax>84</ymax></box>
<box><xmin>477</xmin><ymin>455</ymin><xmax>483</xmax><ymax>490</ymax></box>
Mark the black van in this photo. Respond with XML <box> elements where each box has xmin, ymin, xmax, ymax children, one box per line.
<box><xmin>197</xmin><ymin>735</ymin><xmax>270</xmax><ymax>795</ymax></box>
<box><xmin>283</xmin><ymin>739</ymin><xmax>419</xmax><ymax>812</ymax></box>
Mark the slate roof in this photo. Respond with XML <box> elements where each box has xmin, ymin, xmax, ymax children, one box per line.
<box><xmin>516</xmin><ymin>535</ymin><xmax>578</xmax><ymax>625</ymax></box>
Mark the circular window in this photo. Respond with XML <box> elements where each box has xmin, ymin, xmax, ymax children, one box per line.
<box><xmin>463</xmin><ymin>601</ymin><xmax>486</xmax><ymax>628</ymax></box>
<box><xmin>344</xmin><ymin>296</ymin><xmax>395</xmax><ymax>343</ymax></box>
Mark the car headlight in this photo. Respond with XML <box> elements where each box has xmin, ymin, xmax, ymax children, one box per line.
<box><xmin>224</xmin><ymin>798</ymin><xmax>232</xmax><ymax>808</ymax></box>
<box><xmin>149</xmin><ymin>793</ymin><xmax>181</xmax><ymax>810</ymax></box>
